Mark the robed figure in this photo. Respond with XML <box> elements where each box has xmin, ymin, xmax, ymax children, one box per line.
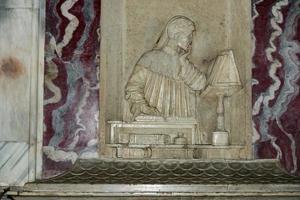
<box><xmin>125</xmin><ymin>16</ymin><xmax>206</xmax><ymax>120</ymax></box>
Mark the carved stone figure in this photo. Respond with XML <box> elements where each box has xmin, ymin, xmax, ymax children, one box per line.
<box><xmin>125</xmin><ymin>16</ymin><xmax>206</xmax><ymax>120</ymax></box>
<box><xmin>101</xmin><ymin>1</ymin><xmax>252</xmax><ymax>159</ymax></box>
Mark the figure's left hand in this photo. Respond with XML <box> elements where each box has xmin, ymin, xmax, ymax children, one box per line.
<box><xmin>141</xmin><ymin>104</ymin><xmax>160</xmax><ymax>116</ymax></box>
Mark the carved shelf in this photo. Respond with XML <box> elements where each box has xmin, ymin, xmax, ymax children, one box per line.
<box><xmin>38</xmin><ymin>158</ymin><xmax>300</xmax><ymax>184</ymax></box>
<box><xmin>107</xmin><ymin>144</ymin><xmax>245</xmax><ymax>149</ymax></box>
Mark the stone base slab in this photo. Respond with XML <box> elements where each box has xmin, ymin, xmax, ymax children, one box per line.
<box><xmin>9</xmin><ymin>183</ymin><xmax>300</xmax><ymax>199</ymax></box>
<box><xmin>8</xmin><ymin>159</ymin><xmax>300</xmax><ymax>199</ymax></box>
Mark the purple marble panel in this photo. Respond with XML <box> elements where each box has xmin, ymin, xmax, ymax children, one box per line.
<box><xmin>252</xmin><ymin>0</ymin><xmax>300</xmax><ymax>175</ymax></box>
<box><xmin>43</xmin><ymin>0</ymin><xmax>100</xmax><ymax>178</ymax></box>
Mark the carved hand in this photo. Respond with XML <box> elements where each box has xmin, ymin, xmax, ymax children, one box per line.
<box><xmin>179</xmin><ymin>49</ymin><xmax>191</xmax><ymax>76</ymax></box>
<box><xmin>130</xmin><ymin>103</ymin><xmax>160</xmax><ymax>120</ymax></box>
<box><xmin>141</xmin><ymin>104</ymin><xmax>160</xmax><ymax>116</ymax></box>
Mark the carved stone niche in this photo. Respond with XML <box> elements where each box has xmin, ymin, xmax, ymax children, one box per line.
<box><xmin>99</xmin><ymin>0</ymin><xmax>252</xmax><ymax>160</ymax></box>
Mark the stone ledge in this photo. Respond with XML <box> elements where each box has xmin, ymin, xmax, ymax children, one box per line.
<box><xmin>8</xmin><ymin>183</ymin><xmax>300</xmax><ymax>198</ymax></box>
<box><xmin>8</xmin><ymin>159</ymin><xmax>300</xmax><ymax>199</ymax></box>
<box><xmin>37</xmin><ymin>158</ymin><xmax>300</xmax><ymax>184</ymax></box>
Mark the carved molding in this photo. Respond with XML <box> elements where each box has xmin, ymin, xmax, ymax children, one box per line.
<box><xmin>39</xmin><ymin>159</ymin><xmax>300</xmax><ymax>184</ymax></box>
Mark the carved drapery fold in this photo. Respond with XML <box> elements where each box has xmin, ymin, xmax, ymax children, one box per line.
<box><xmin>126</xmin><ymin>50</ymin><xmax>206</xmax><ymax>118</ymax></box>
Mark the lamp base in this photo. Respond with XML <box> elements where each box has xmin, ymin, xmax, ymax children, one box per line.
<box><xmin>212</xmin><ymin>131</ymin><xmax>229</xmax><ymax>146</ymax></box>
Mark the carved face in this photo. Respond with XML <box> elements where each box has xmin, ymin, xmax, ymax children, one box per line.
<box><xmin>175</xmin><ymin>30</ymin><xmax>193</xmax><ymax>51</ymax></box>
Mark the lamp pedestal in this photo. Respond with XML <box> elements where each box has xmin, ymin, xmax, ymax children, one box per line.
<box><xmin>212</xmin><ymin>94</ymin><xmax>229</xmax><ymax>146</ymax></box>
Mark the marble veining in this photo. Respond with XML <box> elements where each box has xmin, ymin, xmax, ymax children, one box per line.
<box><xmin>252</xmin><ymin>0</ymin><xmax>300</xmax><ymax>175</ymax></box>
<box><xmin>0</xmin><ymin>142</ymin><xmax>29</xmax><ymax>186</ymax></box>
<box><xmin>43</xmin><ymin>0</ymin><xmax>100</xmax><ymax>178</ymax></box>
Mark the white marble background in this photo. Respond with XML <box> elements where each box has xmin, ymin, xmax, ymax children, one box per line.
<box><xmin>0</xmin><ymin>0</ymin><xmax>44</xmax><ymax>186</ymax></box>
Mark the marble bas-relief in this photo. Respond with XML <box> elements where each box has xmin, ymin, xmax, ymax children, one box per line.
<box><xmin>125</xmin><ymin>16</ymin><xmax>242</xmax><ymax>147</ymax></box>
<box><xmin>107</xmin><ymin>16</ymin><xmax>244</xmax><ymax>159</ymax></box>
<box><xmin>100</xmin><ymin>0</ymin><xmax>252</xmax><ymax>160</ymax></box>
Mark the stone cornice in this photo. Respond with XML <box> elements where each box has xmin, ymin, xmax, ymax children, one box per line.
<box><xmin>38</xmin><ymin>159</ymin><xmax>300</xmax><ymax>184</ymax></box>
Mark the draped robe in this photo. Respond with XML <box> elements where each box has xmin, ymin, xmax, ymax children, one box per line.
<box><xmin>125</xmin><ymin>49</ymin><xmax>206</xmax><ymax>118</ymax></box>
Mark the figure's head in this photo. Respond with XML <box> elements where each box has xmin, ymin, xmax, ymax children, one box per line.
<box><xmin>155</xmin><ymin>16</ymin><xmax>195</xmax><ymax>51</ymax></box>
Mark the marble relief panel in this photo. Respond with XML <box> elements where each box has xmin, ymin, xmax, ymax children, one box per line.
<box><xmin>42</xmin><ymin>0</ymin><xmax>100</xmax><ymax>178</ymax></box>
<box><xmin>100</xmin><ymin>0</ymin><xmax>252</xmax><ymax>160</ymax></box>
